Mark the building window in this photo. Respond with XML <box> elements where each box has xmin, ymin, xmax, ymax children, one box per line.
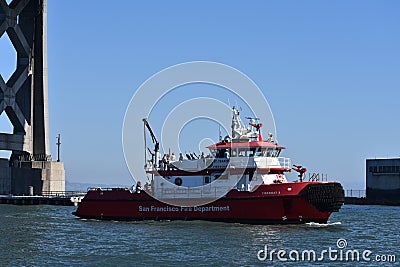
<box><xmin>371</xmin><ymin>165</ymin><xmax>400</xmax><ymax>174</ymax></box>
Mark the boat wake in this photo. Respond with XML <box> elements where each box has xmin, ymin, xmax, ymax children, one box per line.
<box><xmin>306</xmin><ymin>222</ymin><xmax>341</xmax><ymax>227</ymax></box>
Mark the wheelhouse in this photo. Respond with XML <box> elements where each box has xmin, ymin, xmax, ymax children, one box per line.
<box><xmin>207</xmin><ymin>141</ymin><xmax>285</xmax><ymax>158</ymax></box>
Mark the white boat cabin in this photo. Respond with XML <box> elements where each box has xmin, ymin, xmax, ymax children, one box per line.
<box><xmin>143</xmin><ymin>107</ymin><xmax>291</xmax><ymax>199</ymax></box>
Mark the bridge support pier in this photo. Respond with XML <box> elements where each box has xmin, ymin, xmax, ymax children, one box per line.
<box><xmin>0</xmin><ymin>0</ymin><xmax>65</xmax><ymax>195</ymax></box>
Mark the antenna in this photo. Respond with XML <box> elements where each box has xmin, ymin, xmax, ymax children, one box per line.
<box><xmin>219</xmin><ymin>125</ymin><xmax>222</xmax><ymax>141</ymax></box>
<box><xmin>233</xmin><ymin>100</ymin><xmax>243</xmax><ymax>111</ymax></box>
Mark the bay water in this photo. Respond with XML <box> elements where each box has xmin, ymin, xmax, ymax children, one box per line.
<box><xmin>0</xmin><ymin>204</ymin><xmax>398</xmax><ymax>266</ymax></box>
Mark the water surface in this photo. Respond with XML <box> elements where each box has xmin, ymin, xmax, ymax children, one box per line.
<box><xmin>0</xmin><ymin>204</ymin><xmax>398</xmax><ymax>266</ymax></box>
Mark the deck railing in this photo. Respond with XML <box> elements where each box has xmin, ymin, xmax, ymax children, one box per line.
<box><xmin>155</xmin><ymin>186</ymin><xmax>235</xmax><ymax>199</ymax></box>
<box><xmin>147</xmin><ymin>156</ymin><xmax>292</xmax><ymax>172</ymax></box>
<box><xmin>345</xmin><ymin>189</ymin><xmax>366</xmax><ymax>198</ymax></box>
<box><xmin>41</xmin><ymin>191</ymin><xmax>87</xmax><ymax>197</ymax></box>
<box><xmin>278</xmin><ymin>157</ymin><xmax>291</xmax><ymax>169</ymax></box>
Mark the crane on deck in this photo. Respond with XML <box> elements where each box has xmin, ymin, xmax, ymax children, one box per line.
<box><xmin>143</xmin><ymin>118</ymin><xmax>160</xmax><ymax>167</ymax></box>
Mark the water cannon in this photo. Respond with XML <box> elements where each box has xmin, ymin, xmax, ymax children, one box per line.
<box><xmin>292</xmin><ymin>165</ymin><xmax>307</xmax><ymax>182</ymax></box>
<box><xmin>249</xmin><ymin>122</ymin><xmax>263</xmax><ymax>131</ymax></box>
<box><xmin>246</xmin><ymin>117</ymin><xmax>262</xmax><ymax>129</ymax></box>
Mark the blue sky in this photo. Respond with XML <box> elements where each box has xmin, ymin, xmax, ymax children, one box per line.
<box><xmin>1</xmin><ymin>1</ymin><xmax>399</xmax><ymax>190</ymax></box>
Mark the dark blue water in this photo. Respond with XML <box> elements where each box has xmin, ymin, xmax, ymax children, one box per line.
<box><xmin>0</xmin><ymin>204</ymin><xmax>398</xmax><ymax>266</ymax></box>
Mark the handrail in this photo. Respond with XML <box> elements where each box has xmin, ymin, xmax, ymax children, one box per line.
<box><xmin>87</xmin><ymin>187</ymin><xmax>129</xmax><ymax>191</ymax></box>
<box><xmin>146</xmin><ymin>156</ymin><xmax>292</xmax><ymax>171</ymax></box>
<box><xmin>41</xmin><ymin>191</ymin><xmax>87</xmax><ymax>197</ymax></box>
<box><xmin>155</xmin><ymin>185</ymin><xmax>238</xmax><ymax>199</ymax></box>
<box><xmin>345</xmin><ymin>189</ymin><xmax>366</xmax><ymax>198</ymax></box>
<box><xmin>278</xmin><ymin>157</ymin><xmax>291</xmax><ymax>169</ymax></box>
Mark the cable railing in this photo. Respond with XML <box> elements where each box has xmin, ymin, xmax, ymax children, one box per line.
<box><xmin>345</xmin><ymin>189</ymin><xmax>366</xmax><ymax>198</ymax></box>
<box><xmin>41</xmin><ymin>191</ymin><xmax>87</xmax><ymax>197</ymax></box>
<box><xmin>155</xmin><ymin>186</ymin><xmax>233</xmax><ymax>199</ymax></box>
<box><xmin>278</xmin><ymin>157</ymin><xmax>291</xmax><ymax>169</ymax></box>
<box><xmin>146</xmin><ymin>156</ymin><xmax>291</xmax><ymax>172</ymax></box>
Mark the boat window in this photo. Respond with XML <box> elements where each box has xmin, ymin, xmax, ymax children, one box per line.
<box><xmin>238</xmin><ymin>148</ymin><xmax>256</xmax><ymax>157</ymax></box>
<box><xmin>214</xmin><ymin>148</ymin><xmax>230</xmax><ymax>158</ymax></box>
<box><xmin>260</xmin><ymin>148</ymin><xmax>267</xmax><ymax>156</ymax></box>
<box><xmin>254</xmin><ymin>147</ymin><xmax>262</xmax><ymax>156</ymax></box>
<box><xmin>204</xmin><ymin>176</ymin><xmax>211</xmax><ymax>184</ymax></box>
<box><xmin>250</xmin><ymin>147</ymin><xmax>260</xmax><ymax>157</ymax></box>
<box><xmin>231</xmin><ymin>148</ymin><xmax>238</xmax><ymax>157</ymax></box>
<box><xmin>268</xmin><ymin>149</ymin><xmax>282</xmax><ymax>157</ymax></box>
<box><xmin>209</xmin><ymin>148</ymin><xmax>217</xmax><ymax>158</ymax></box>
<box><xmin>225</xmin><ymin>148</ymin><xmax>231</xmax><ymax>158</ymax></box>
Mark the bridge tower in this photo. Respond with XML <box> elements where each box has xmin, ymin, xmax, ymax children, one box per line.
<box><xmin>0</xmin><ymin>0</ymin><xmax>65</xmax><ymax>195</ymax></box>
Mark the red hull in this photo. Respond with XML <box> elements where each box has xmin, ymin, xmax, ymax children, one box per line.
<box><xmin>73</xmin><ymin>182</ymin><xmax>344</xmax><ymax>224</ymax></box>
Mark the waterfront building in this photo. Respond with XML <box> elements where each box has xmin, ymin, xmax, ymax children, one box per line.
<box><xmin>366</xmin><ymin>158</ymin><xmax>400</xmax><ymax>205</ymax></box>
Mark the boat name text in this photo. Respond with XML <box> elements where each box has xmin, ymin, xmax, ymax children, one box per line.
<box><xmin>262</xmin><ymin>191</ymin><xmax>281</xmax><ymax>195</ymax></box>
<box><xmin>138</xmin><ymin>205</ymin><xmax>230</xmax><ymax>213</ymax></box>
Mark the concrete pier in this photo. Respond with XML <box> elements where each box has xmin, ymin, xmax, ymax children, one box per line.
<box><xmin>0</xmin><ymin>195</ymin><xmax>73</xmax><ymax>206</ymax></box>
<box><xmin>0</xmin><ymin>191</ymin><xmax>85</xmax><ymax>206</ymax></box>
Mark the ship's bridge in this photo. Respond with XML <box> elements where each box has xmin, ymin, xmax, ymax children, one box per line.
<box><xmin>207</xmin><ymin>140</ymin><xmax>285</xmax><ymax>157</ymax></box>
<box><xmin>145</xmin><ymin>139</ymin><xmax>291</xmax><ymax>172</ymax></box>
<box><xmin>205</xmin><ymin>139</ymin><xmax>290</xmax><ymax>170</ymax></box>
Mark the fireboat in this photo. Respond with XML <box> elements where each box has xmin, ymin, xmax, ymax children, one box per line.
<box><xmin>73</xmin><ymin>107</ymin><xmax>344</xmax><ymax>224</ymax></box>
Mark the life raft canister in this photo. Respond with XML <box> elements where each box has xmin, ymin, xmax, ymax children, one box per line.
<box><xmin>174</xmin><ymin>177</ymin><xmax>182</xmax><ymax>186</ymax></box>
